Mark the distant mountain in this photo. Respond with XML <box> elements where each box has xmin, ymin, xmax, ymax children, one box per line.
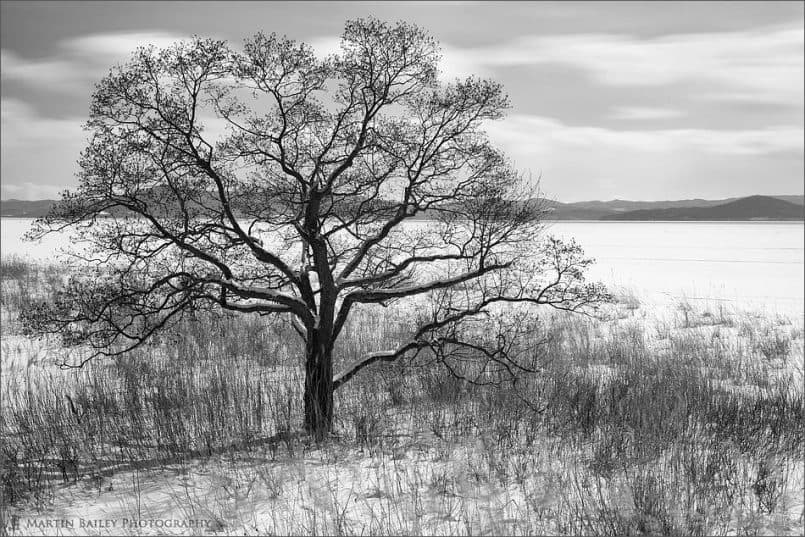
<box><xmin>545</xmin><ymin>195</ymin><xmax>803</xmax><ymax>220</ymax></box>
<box><xmin>774</xmin><ymin>195</ymin><xmax>805</xmax><ymax>206</ymax></box>
<box><xmin>562</xmin><ymin>198</ymin><xmax>735</xmax><ymax>211</ymax></box>
<box><xmin>554</xmin><ymin>195</ymin><xmax>802</xmax><ymax>212</ymax></box>
<box><xmin>601</xmin><ymin>195</ymin><xmax>804</xmax><ymax>221</ymax></box>
<box><xmin>540</xmin><ymin>200</ymin><xmax>615</xmax><ymax>220</ymax></box>
<box><xmin>2</xmin><ymin>195</ymin><xmax>803</xmax><ymax>220</ymax></box>
<box><xmin>0</xmin><ymin>199</ymin><xmax>58</xmax><ymax>217</ymax></box>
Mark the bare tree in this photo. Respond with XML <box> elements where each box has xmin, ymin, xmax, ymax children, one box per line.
<box><xmin>25</xmin><ymin>18</ymin><xmax>608</xmax><ymax>438</ymax></box>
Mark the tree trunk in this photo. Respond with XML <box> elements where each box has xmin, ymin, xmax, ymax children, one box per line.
<box><xmin>303</xmin><ymin>335</ymin><xmax>334</xmax><ymax>439</ymax></box>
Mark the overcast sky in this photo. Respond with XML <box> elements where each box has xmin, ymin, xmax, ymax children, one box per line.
<box><xmin>1</xmin><ymin>1</ymin><xmax>802</xmax><ymax>202</ymax></box>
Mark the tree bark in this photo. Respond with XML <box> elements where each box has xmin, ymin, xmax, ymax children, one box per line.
<box><xmin>303</xmin><ymin>334</ymin><xmax>334</xmax><ymax>439</ymax></box>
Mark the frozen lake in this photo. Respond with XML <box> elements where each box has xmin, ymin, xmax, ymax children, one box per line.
<box><xmin>545</xmin><ymin>221</ymin><xmax>803</xmax><ymax>315</ymax></box>
<box><xmin>2</xmin><ymin>218</ymin><xmax>803</xmax><ymax>315</ymax></box>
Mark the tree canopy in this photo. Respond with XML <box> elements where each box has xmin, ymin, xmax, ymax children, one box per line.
<box><xmin>25</xmin><ymin>18</ymin><xmax>609</xmax><ymax>436</ymax></box>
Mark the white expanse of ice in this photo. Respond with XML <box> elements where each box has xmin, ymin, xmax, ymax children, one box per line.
<box><xmin>3</xmin><ymin>218</ymin><xmax>802</xmax><ymax>314</ymax></box>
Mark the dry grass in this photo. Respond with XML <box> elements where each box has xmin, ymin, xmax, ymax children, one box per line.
<box><xmin>1</xmin><ymin>258</ymin><xmax>803</xmax><ymax>535</ymax></box>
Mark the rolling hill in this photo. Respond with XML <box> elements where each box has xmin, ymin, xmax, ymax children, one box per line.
<box><xmin>0</xmin><ymin>199</ymin><xmax>59</xmax><ymax>218</ymax></box>
<box><xmin>2</xmin><ymin>195</ymin><xmax>803</xmax><ymax>220</ymax></box>
<box><xmin>600</xmin><ymin>195</ymin><xmax>804</xmax><ymax>221</ymax></box>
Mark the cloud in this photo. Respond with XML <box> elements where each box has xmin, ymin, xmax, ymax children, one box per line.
<box><xmin>1</xmin><ymin>99</ymin><xmax>86</xmax><ymax>198</ymax></box>
<box><xmin>3</xmin><ymin>23</ymin><xmax>802</xmax><ymax>202</ymax></box>
<box><xmin>62</xmin><ymin>31</ymin><xmax>193</xmax><ymax>60</ymax></box>
<box><xmin>1</xmin><ymin>31</ymin><xmax>198</xmax><ymax>93</ymax></box>
<box><xmin>608</xmin><ymin>106</ymin><xmax>685</xmax><ymax>121</ymax></box>
<box><xmin>214</xmin><ymin>25</ymin><xmax>805</xmax><ymax>108</ymax></box>
<box><xmin>1</xmin><ymin>49</ymin><xmax>86</xmax><ymax>92</ymax></box>
<box><xmin>484</xmin><ymin>114</ymin><xmax>803</xmax><ymax>201</ymax></box>
<box><xmin>0</xmin><ymin>181</ymin><xmax>69</xmax><ymax>200</ymax></box>
<box><xmin>307</xmin><ymin>36</ymin><xmax>341</xmax><ymax>58</ymax></box>
<box><xmin>1</xmin><ymin>97</ymin><xmax>234</xmax><ymax>200</ymax></box>
<box><xmin>489</xmin><ymin>114</ymin><xmax>803</xmax><ymax>158</ymax></box>
<box><xmin>444</xmin><ymin>23</ymin><xmax>804</xmax><ymax>106</ymax></box>
<box><xmin>1</xmin><ymin>98</ymin><xmax>85</xmax><ymax>144</ymax></box>
<box><xmin>307</xmin><ymin>35</ymin><xmax>493</xmax><ymax>82</ymax></box>
<box><xmin>440</xmin><ymin>43</ymin><xmax>494</xmax><ymax>81</ymax></box>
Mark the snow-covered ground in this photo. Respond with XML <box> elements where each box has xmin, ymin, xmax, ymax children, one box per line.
<box><xmin>3</xmin><ymin>298</ymin><xmax>803</xmax><ymax>536</ymax></box>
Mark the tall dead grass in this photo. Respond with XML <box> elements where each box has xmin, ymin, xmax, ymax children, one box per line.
<box><xmin>1</xmin><ymin>258</ymin><xmax>802</xmax><ymax>535</ymax></box>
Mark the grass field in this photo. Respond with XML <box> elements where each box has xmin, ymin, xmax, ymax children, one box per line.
<box><xmin>1</xmin><ymin>255</ymin><xmax>803</xmax><ymax>536</ymax></box>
